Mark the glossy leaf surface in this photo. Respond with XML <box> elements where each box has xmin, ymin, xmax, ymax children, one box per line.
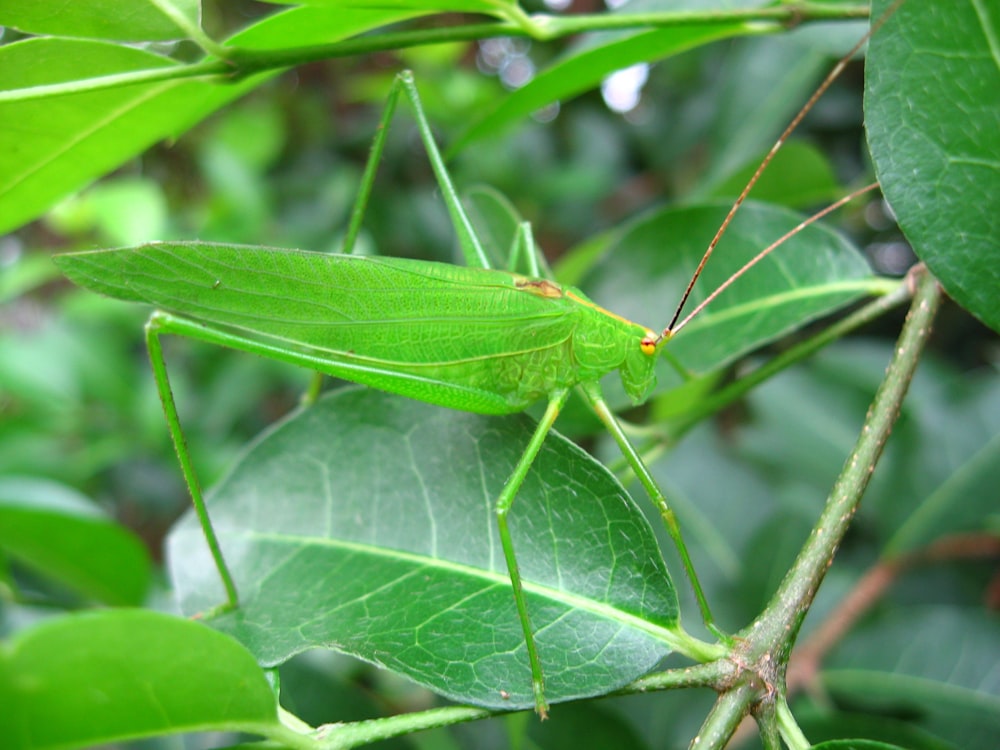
<box><xmin>866</xmin><ymin>0</ymin><xmax>1000</xmax><ymax>332</ymax></box>
<box><xmin>0</xmin><ymin>0</ymin><xmax>199</xmax><ymax>42</ymax></box>
<box><xmin>168</xmin><ymin>388</ymin><xmax>680</xmax><ymax>710</ymax></box>
<box><xmin>0</xmin><ymin>7</ymin><xmax>423</xmax><ymax>234</ymax></box>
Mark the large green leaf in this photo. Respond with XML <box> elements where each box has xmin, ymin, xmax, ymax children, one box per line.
<box><xmin>0</xmin><ymin>477</ymin><xmax>150</xmax><ymax>605</ymax></box>
<box><xmin>884</xmin><ymin>430</ymin><xmax>1000</xmax><ymax>557</ymax></box>
<box><xmin>0</xmin><ymin>0</ymin><xmax>200</xmax><ymax>42</ymax></box>
<box><xmin>0</xmin><ymin>610</ymin><xmax>280</xmax><ymax>750</ymax></box>
<box><xmin>168</xmin><ymin>388</ymin><xmax>681</xmax><ymax>710</ymax></box>
<box><xmin>0</xmin><ymin>6</ymin><xmax>424</xmax><ymax>235</ymax></box>
<box><xmin>866</xmin><ymin>0</ymin><xmax>1000</xmax><ymax>332</ymax></box>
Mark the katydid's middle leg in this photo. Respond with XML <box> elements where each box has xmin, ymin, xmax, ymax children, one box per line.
<box><xmin>580</xmin><ymin>381</ymin><xmax>729</xmax><ymax>644</ymax></box>
<box><xmin>495</xmin><ymin>387</ymin><xmax>572</xmax><ymax>719</ymax></box>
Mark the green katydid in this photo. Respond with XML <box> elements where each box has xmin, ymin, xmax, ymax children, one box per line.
<box><xmin>54</xmin><ymin>15</ymin><xmax>893</xmax><ymax>716</ymax></box>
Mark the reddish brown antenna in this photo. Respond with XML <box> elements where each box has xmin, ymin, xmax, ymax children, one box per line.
<box><xmin>660</xmin><ymin>0</ymin><xmax>906</xmax><ymax>343</ymax></box>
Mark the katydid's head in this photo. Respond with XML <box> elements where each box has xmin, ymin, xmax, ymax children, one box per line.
<box><xmin>620</xmin><ymin>329</ymin><xmax>659</xmax><ymax>405</ymax></box>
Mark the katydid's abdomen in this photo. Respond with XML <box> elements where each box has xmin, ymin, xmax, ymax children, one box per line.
<box><xmin>54</xmin><ymin>242</ymin><xmax>658</xmax><ymax>414</ymax></box>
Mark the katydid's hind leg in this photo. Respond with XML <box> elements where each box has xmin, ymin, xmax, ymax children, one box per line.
<box><xmin>340</xmin><ymin>72</ymin><xmax>491</xmax><ymax>269</ymax></box>
<box><xmin>495</xmin><ymin>387</ymin><xmax>571</xmax><ymax>718</ymax></box>
<box><xmin>580</xmin><ymin>381</ymin><xmax>730</xmax><ymax>644</ymax></box>
<box><xmin>145</xmin><ymin>312</ymin><xmax>239</xmax><ymax>611</ymax></box>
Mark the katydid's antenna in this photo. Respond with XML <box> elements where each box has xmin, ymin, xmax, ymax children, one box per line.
<box><xmin>660</xmin><ymin>0</ymin><xmax>906</xmax><ymax>342</ymax></box>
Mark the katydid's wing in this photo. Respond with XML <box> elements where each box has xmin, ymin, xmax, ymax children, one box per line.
<box><xmin>55</xmin><ymin>243</ymin><xmax>582</xmax><ymax>413</ymax></box>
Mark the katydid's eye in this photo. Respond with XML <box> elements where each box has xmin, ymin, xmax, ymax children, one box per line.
<box><xmin>640</xmin><ymin>335</ymin><xmax>656</xmax><ymax>355</ymax></box>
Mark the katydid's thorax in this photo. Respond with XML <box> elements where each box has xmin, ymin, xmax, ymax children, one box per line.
<box><xmin>558</xmin><ymin>284</ymin><xmax>658</xmax><ymax>405</ymax></box>
<box><xmin>495</xmin><ymin>276</ymin><xmax>658</xmax><ymax>409</ymax></box>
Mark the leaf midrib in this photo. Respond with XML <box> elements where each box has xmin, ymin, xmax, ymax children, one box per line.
<box><xmin>230</xmin><ymin>528</ymin><xmax>682</xmax><ymax>645</ymax></box>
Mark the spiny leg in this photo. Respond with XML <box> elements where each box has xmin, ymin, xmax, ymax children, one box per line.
<box><xmin>146</xmin><ymin>312</ymin><xmax>239</xmax><ymax>610</ymax></box>
<box><xmin>580</xmin><ymin>381</ymin><xmax>728</xmax><ymax>644</ymax></box>
<box><xmin>496</xmin><ymin>387</ymin><xmax>571</xmax><ymax>719</ymax></box>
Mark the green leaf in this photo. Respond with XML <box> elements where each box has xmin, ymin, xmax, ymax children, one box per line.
<box><xmin>0</xmin><ymin>0</ymin><xmax>200</xmax><ymax>42</ymax></box>
<box><xmin>579</xmin><ymin>200</ymin><xmax>881</xmax><ymax>376</ymax></box>
<box><xmin>453</xmin><ymin>9</ymin><xmax>756</xmax><ymax>153</ymax></box>
<box><xmin>0</xmin><ymin>609</ymin><xmax>280</xmax><ymax>750</ymax></box>
<box><xmin>229</xmin><ymin>5</ymin><xmax>426</xmax><ymax>50</ymax></box>
<box><xmin>167</xmin><ymin>388</ymin><xmax>680</xmax><ymax>711</ymax></box>
<box><xmin>797</xmin><ymin>703</ymin><xmax>957</xmax><ymax>750</ymax></box>
<box><xmin>0</xmin><ymin>476</ymin><xmax>150</xmax><ymax>606</ymax></box>
<box><xmin>0</xmin><ymin>7</ymin><xmax>424</xmax><ymax>235</ymax></box>
<box><xmin>885</xmin><ymin>431</ymin><xmax>1000</xmax><ymax>556</ymax></box>
<box><xmin>0</xmin><ymin>37</ymin><xmax>248</xmax><ymax>236</ymax></box>
<box><xmin>866</xmin><ymin>0</ymin><xmax>1000</xmax><ymax>332</ymax></box>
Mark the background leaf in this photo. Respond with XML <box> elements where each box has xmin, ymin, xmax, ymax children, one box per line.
<box><xmin>823</xmin><ymin>607</ymin><xmax>1000</xmax><ymax>750</ymax></box>
<box><xmin>0</xmin><ymin>476</ymin><xmax>150</xmax><ymax>605</ymax></box>
<box><xmin>0</xmin><ymin>6</ymin><xmax>424</xmax><ymax>235</ymax></box>
<box><xmin>454</xmin><ymin>8</ymin><xmax>754</xmax><ymax>152</ymax></box>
